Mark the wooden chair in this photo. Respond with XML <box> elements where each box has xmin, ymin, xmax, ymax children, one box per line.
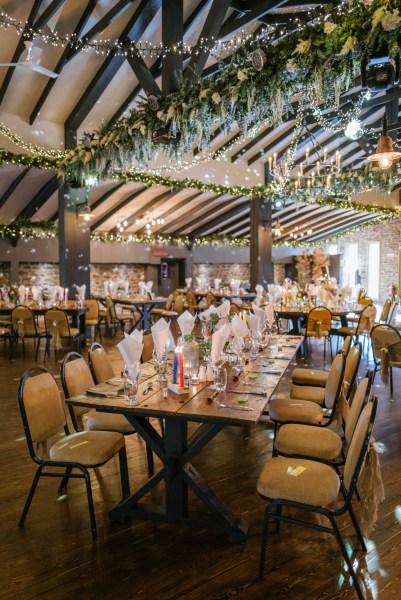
<box><xmin>258</xmin><ymin>398</ymin><xmax>378</xmax><ymax>600</ymax></box>
<box><xmin>105</xmin><ymin>295</ymin><xmax>133</xmax><ymax>337</ymax></box>
<box><xmin>185</xmin><ymin>290</ymin><xmax>201</xmax><ymax>314</ymax></box>
<box><xmin>11</xmin><ymin>305</ymin><xmax>47</xmax><ymax>356</ymax></box>
<box><xmin>229</xmin><ymin>302</ymin><xmax>242</xmax><ymax>316</ymax></box>
<box><xmin>206</xmin><ymin>291</ymin><xmax>217</xmax><ymax>307</ymax></box>
<box><xmin>44</xmin><ymin>307</ymin><xmax>80</xmax><ymax>354</ymax></box>
<box><xmin>17</xmin><ymin>365</ymin><xmax>130</xmax><ymax>538</ymax></box>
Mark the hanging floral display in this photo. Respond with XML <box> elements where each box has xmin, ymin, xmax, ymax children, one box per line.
<box><xmin>296</xmin><ymin>251</ymin><xmax>313</xmax><ymax>287</ymax></box>
<box><xmin>312</xmin><ymin>248</ymin><xmax>331</xmax><ymax>281</ymax></box>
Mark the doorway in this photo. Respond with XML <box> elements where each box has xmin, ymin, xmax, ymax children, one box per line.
<box><xmin>159</xmin><ymin>259</ymin><xmax>186</xmax><ymax>296</ymax></box>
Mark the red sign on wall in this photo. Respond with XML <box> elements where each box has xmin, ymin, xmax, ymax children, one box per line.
<box><xmin>152</xmin><ymin>247</ymin><xmax>169</xmax><ymax>257</ymax></box>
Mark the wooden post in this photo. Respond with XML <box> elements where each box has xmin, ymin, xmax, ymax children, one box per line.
<box><xmin>162</xmin><ymin>0</ymin><xmax>183</xmax><ymax>95</ymax></box>
<box><xmin>58</xmin><ymin>184</ymin><xmax>91</xmax><ymax>299</ymax></box>
<box><xmin>249</xmin><ymin>197</ymin><xmax>272</xmax><ymax>290</ymax></box>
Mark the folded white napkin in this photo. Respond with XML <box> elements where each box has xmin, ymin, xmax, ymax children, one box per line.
<box><xmin>151</xmin><ymin>317</ymin><xmax>170</xmax><ymax>360</ymax></box>
<box><xmin>138</xmin><ymin>282</ymin><xmax>146</xmax><ymax>295</ymax></box>
<box><xmin>230</xmin><ymin>314</ymin><xmax>249</xmax><ymax>339</ymax></box>
<box><xmin>246</xmin><ymin>313</ymin><xmax>261</xmax><ymax>335</ymax></box>
<box><xmin>117</xmin><ymin>336</ymin><xmax>143</xmax><ymax>379</ymax></box>
<box><xmin>103</xmin><ymin>280</ymin><xmax>109</xmax><ymax>295</ymax></box>
<box><xmin>177</xmin><ymin>310</ymin><xmax>196</xmax><ymax>336</ymax></box>
<box><xmin>185</xmin><ymin>277</ymin><xmax>192</xmax><ymax>289</ymax></box>
<box><xmin>216</xmin><ymin>299</ymin><xmax>230</xmax><ymax>318</ymax></box>
<box><xmin>18</xmin><ymin>285</ymin><xmax>26</xmax><ymax>302</ymax></box>
<box><xmin>166</xmin><ymin>329</ymin><xmax>176</xmax><ymax>352</ymax></box>
<box><xmin>252</xmin><ymin>303</ymin><xmax>266</xmax><ymax>326</ymax></box>
<box><xmin>146</xmin><ymin>281</ymin><xmax>153</xmax><ymax>294</ymax></box>
<box><xmin>211</xmin><ymin>323</ymin><xmax>231</xmax><ymax>365</ymax></box>
<box><xmin>125</xmin><ymin>329</ymin><xmax>143</xmax><ymax>343</ymax></box>
<box><xmin>75</xmin><ymin>284</ymin><xmax>86</xmax><ymax>299</ymax></box>
<box><xmin>214</xmin><ymin>278</ymin><xmax>221</xmax><ymax>290</ymax></box>
<box><xmin>31</xmin><ymin>285</ymin><xmax>41</xmax><ymax>300</ymax></box>
<box><xmin>49</xmin><ymin>286</ymin><xmax>58</xmax><ymax>303</ymax></box>
<box><xmin>57</xmin><ymin>286</ymin><xmax>65</xmax><ymax>302</ymax></box>
<box><xmin>198</xmin><ymin>305</ymin><xmax>218</xmax><ymax>321</ymax></box>
<box><xmin>255</xmin><ymin>284</ymin><xmax>264</xmax><ymax>296</ymax></box>
<box><xmin>265</xmin><ymin>304</ymin><xmax>275</xmax><ymax>324</ymax></box>
<box><xmin>124</xmin><ymin>281</ymin><xmax>129</xmax><ymax>295</ymax></box>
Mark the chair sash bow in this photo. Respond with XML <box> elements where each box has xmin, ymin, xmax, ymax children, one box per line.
<box><xmin>357</xmin><ymin>437</ymin><xmax>385</xmax><ymax>535</ymax></box>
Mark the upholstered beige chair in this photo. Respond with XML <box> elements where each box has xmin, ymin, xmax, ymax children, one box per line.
<box><xmin>11</xmin><ymin>305</ymin><xmax>47</xmax><ymax>355</ymax></box>
<box><xmin>44</xmin><ymin>307</ymin><xmax>80</xmax><ymax>353</ymax></box>
<box><xmin>290</xmin><ymin>342</ymin><xmax>361</xmax><ymax>404</ymax></box>
<box><xmin>301</xmin><ymin>306</ymin><xmax>332</xmax><ymax>359</ymax></box>
<box><xmin>257</xmin><ymin>398</ymin><xmax>378</xmax><ymax>600</ymax></box>
<box><xmin>291</xmin><ymin>335</ymin><xmax>352</xmax><ymax>388</ymax></box>
<box><xmin>83</xmin><ymin>299</ymin><xmax>102</xmax><ymax>341</ymax></box>
<box><xmin>206</xmin><ymin>291</ymin><xmax>217</xmax><ymax>307</ymax></box>
<box><xmin>88</xmin><ymin>342</ymin><xmax>115</xmax><ymax>384</ymax></box>
<box><xmin>61</xmin><ymin>352</ymin><xmax>155</xmax><ymax>471</ymax></box>
<box><xmin>105</xmin><ymin>295</ymin><xmax>133</xmax><ymax>337</ymax></box>
<box><xmin>17</xmin><ymin>366</ymin><xmax>130</xmax><ymax>537</ymax></box>
<box><xmin>141</xmin><ymin>329</ymin><xmax>154</xmax><ymax>363</ymax></box>
<box><xmin>274</xmin><ymin>375</ymin><xmax>371</xmax><ymax>463</ymax></box>
<box><xmin>152</xmin><ymin>294</ymin><xmax>178</xmax><ymax>322</ymax></box>
<box><xmin>186</xmin><ymin>290</ymin><xmax>201</xmax><ymax>314</ymax></box>
<box><xmin>377</xmin><ymin>299</ymin><xmax>391</xmax><ymax>324</ymax></box>
<box><xmin>268</xmin><ymin>352</ymin><xmax>345</xmax><ymax>430</ymax></box>
<box><xmin>371</xmin><ymin>324</ymin><xmax>401</xmax><ymax>396</ymax></box>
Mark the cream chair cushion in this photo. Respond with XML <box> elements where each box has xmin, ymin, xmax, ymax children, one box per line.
<box><xmin>257</xmin><ymin>457</ymin><xmax>340</xmax><ymax>506</ymax></box>
<box><xmin>86</xmin><ymin>413</ymin><xmax>134</xmax><ymax>434</ymax></box>
<box><xmin>290</xmin><ymin>385</ymin><xmax>325</xmax><ymax>404</ymax></box>
<box><xmin>291</xmin><ymin>368</ymin><xmax>329</xmax><ymax>387</ymax></box>
<box><xmin>50</xmin><ymin>430</ymin><xmax>124</xmax><ymax>465</ymax></box>
<box><xmin>275</xmin><ymin>424</ymin><xmax>342</xmax><ymax>460</ymax></box>
<box><xmin>268</xmin><ymin>397</ymin><xmax>323</xmax><ymax>424</ymax></box>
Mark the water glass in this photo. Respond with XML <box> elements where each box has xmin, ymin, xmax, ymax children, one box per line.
<box><xmin>214</xmin><ymin>367</ymin><xmax>227</xmax><ymax>392</ymax></box>
<box><xmin>153</xmin><ymin>349</ymin><xmax>168</xmax><ymax>382</ymax></box>
<box><xmin>124</xmin><ymin>364</ymin><xmax>141</xmax><ymax>406</ymax></box>
<box><xmin>249</xmin><ymin>339</ymin><xmax>260</xmax><ymax>360</ymax></box>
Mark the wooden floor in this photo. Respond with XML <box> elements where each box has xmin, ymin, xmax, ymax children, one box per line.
<box><xmin>1</xmin><ymin>331</ymin><xmax>400</xmax><ymax>600</ymax></box>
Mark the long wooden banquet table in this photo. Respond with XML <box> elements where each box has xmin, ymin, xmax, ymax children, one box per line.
<box><xmin>66</xmin><ymin>334</ymin><xmax>302</xmax><ymax>542</ymax></box>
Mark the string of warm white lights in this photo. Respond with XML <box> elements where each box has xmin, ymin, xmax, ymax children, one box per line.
<box><xmin>0</xmin><ymin>122</ymin><xmax>65</xmax><ymax>159</ymax></box>
<box><xmin>0</xmin><ymin>10</ymin><xmax>279</xmax><ymax>59</ymax></box>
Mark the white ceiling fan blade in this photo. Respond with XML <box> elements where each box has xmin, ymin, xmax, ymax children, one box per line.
<box><xmin>0</xmin><ymin>62</ymin><xmax>20</xmax><ymax>67</ymax></box>
<box><xmin>32</xmin><ymin>64</ymin><xmax>58</xmax><ymax>78</ymax></box>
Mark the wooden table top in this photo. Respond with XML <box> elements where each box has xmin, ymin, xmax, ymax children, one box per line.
<box><xmin>67</xmin><ymin>334</ymin><xmax>302</xmax><ymax>426</ymax></box>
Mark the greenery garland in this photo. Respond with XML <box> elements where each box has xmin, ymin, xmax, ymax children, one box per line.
<box><xmin>54</xmin><ymin>0</ymin><xmax>401</xmax><ymax>183</ymax></box>
<box><xmin>0</xmin><ymin>218</ymin><xmax>58</xmax><ymax>240</ymax></box>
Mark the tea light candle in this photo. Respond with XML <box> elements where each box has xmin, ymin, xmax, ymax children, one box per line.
<box><xmin>64</xmin><ymin>288</ymin><xmax>68</xmax><ymax>305</ymax></box>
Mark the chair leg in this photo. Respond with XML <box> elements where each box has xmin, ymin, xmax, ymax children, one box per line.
<box><xmin>390</xmin><ymin>367</ymin><xmax>393</xmax><ymax>397</ymax></box>
<box><xmin>330</xmin><ymin>516</ymin><xmax>365</xmax><ymax>600</ymax></box>
<box><xmin>58</xmin><ymin>466</ymin><xmax>73</xmax><ymax>494</ymax></box>
<box><xmin>19</xmin><ymin>466</ymin><xmax>44</xmax><ymax>527</ymax></box>
<box><xmin>118</xmin><ymin>448</ymin><xmax>130</xmax><ymax>499</ymax></box>
<box><xmin>347</xmin><ymin>502</ymin><xmax>367</xmax><ymax>552</ymax></box>
<box><xmin>81</xmin><ymin>467</ymin><xmax>97</xmax><ymax>538</ymax></box>
<box><xmin>259</xmin><ymin>504</ymin><xmax>273</xmax><ymax>580</ymax></box>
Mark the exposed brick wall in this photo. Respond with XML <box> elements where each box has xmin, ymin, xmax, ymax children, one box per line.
<box><xmin>18</xmin><ymin>262</ymin><xmax>59</xmax><ymax>288</ymax></box>
<box><xmin>273</xmin><ymin>264</ymin><xmax>286</xmax><ymax>285</ymax></box>
<box><xmin>193</xmin><ymin>263</ymin><xmax>250</xmax><ymax>286</ymax></box>
<box><xmin>90</xmin><ymin>263</ymin><xmax>145</xmax><ymax>296</ymax></box>
<box><xmin>0</xmin><ymin>262</ymin><xmax>10</xmax><ymax>286</ymax></box>
<box><xmin>321</xmin><ymin>218</ymin><xmax>401</xmax><ymax>302</ymax></box>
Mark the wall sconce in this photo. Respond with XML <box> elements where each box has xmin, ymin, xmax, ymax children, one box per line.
<box><xmin>368</xmin><ymin>114</ymin><xmax>401</xmax><ymax>170</ymax></box>
<box><xmin>76</xmin><ymin>201</ymin><xmax>95</xmax><ymax>221</ymax></box>
<box><xmin>273</xmin><ymin>221</ymin><xmax>283</xmax><ymax>237</ymax></box>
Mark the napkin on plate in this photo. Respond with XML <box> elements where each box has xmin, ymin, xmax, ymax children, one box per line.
<box><xmin>252</xmin><ymin>302</ymin><xmax>266</xmax><ymax>326</ymax></box>
<box><xmin>151</xmin><ymin>317</ymin><xmax>170</xmax><ymax>360</ymax></box>
<box><xmin>18</xmin><ymin>285</ymin><xmax>26</xmax><ymax>303</ymax></box>
<box><xmin>146</xmin><ymin>281</ymin><xmax>153</xmax><ymax>294</ymax></box>
<box><xmin>214</xmin><ymin>278</ymin><xmax>221</xmax><ymax>290</ymax></box>
<box><xmin>265</xmin><ymin>304</ymin><xmax>275</xmax><ymax>324</ymax></box>
<box><xmin>57</xmin><ymin>286</ymin><xmax>64</xmax><ymax>302</ymax></box>
<box><xmin>125</xmin><ymin>329</ymin><xmax>143</xmax><ymax>343</ymax></box>
<box><xmin>216</xmin><ymin>299</ymin><xmax>230</xmax><ymax>318</ymax></box>
<box><xmin>185</xmin><ymin>277</ymin><xmax>192</xmax><ymax>289</ymax></box>
<box><xmin>75</xmin><ymin>284</ymin><xmax>86</xmax><ymax>299</ymax></box>
<box><xmin>211</xmin><ymin>323</ymin><xmax>231</xmax><ymax>365</ymax></box>
<box><xmin>230</xmin><ymin>314</ymin><xmax>249</xmax><ymax>339</ymax></box>
<box><xmin>117</xmin><ymin>336</ymin><xmax>143</xmax><ymax>379</ymax></box>
<box><xmin>198</xmin><ymin>305</ymin><xmax>218</xmax><ymax>321</ymax></box>
<box><xmin>255</xmin><ymin>284</ymin><xmax>264</xmax><ymax>296</ymax></box>
<box><xmin>177</xmin><ymin>310</ymin><xmax>196</xmax><ymax>336</ymax></box>
<box><xmin>246</xmin><ymin>312</ymin><xmax>261</xmax><ymax>335</ymax></box>
<box><xmin>138</xmin><ymin>282</ymin><xmax>146</xmax><ymax>295</ymax></box>
<box><xmin>31</xmin><ymin>285</ymin><xmax>41</xmax><ymax>301</ymax></box>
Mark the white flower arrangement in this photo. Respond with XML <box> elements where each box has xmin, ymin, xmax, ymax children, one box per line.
<box><xmin>292</xmin><ymin>39</ymin><xmax>311</xmax><ymax>55</ymax></box>
<box><xmin>324</xmin><ymin>21</ymin><xmax>337</xmax><ymax>34</ymax></box>
<box><xmin>212</xmin><ymin>92</ymin><xmax>222</xmax><ymax>104</ymax></box>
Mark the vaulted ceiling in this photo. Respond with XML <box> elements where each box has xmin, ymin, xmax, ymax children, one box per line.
<box><xmin>0</xmin><ymin>0</ymin><xmax>400</xmax><ymax>244</ymax></box>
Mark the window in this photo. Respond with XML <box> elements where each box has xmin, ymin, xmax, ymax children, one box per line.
<box><xmin>343</xmin><ymin>243</ymin><xmax>358</xmax><ymax>287</ymax></box>
<box><xmin>367</xmin><ymin>242</ymin><xmax>380</xmax><ymax>300</ymax></box>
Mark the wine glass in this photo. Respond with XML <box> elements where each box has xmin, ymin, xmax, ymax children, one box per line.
<box><xmin>124</xmin><ymin>363</ymin><xmax>141</xmax><ymax>406</ymax></box>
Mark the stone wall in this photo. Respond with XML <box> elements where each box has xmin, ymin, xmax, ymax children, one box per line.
<box><xmin>322</xmin><ymin>218</ymin><xmax>401</xmax><ymax>301</ymax></box>
<box><xmin>193</xmin><ymin>263</ymin><xmax>250</xmax><ymax>286</ymax></box>
<box><xmin>18</xmin><ymin>262</ymin><xmax>59</xmax><ymax>288</ymax></box>
<box><xmin>90</xmin><ymin>263</ymin><xmax>145</xmax><ymax>295</ymax></box>
<box><xmin>0</xmin><ymin>262</ymin><xmax>10</xmax><ymax>286</ymax></box>
<box><xmin>273</xmin><ymin>264</ymin><xmax>286</xmax><ymax>285</ymax></box>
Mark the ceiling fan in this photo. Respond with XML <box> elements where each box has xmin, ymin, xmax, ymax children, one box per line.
<box><xmin>0</xmin><ymin>40</ymin><xmax>58</xmax><ymax>78</ymax></box>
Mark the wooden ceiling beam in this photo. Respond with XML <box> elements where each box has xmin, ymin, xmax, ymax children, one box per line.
<box><xmin>0</xmin><ymin>168</ymin><xmax>30</xmax><ymax>210</ymax></box>
<box><xmin>162</xmin><ymin>0</ymin><xmax>183</xmax><ymax>95</ymax></box>
<box><xmin>190</xmin><ymin>201</ymin><xmax>249</xmax><ymax>236</ymax></box>
<box><xmin>304</xmin><ymin>213</ymin><xmax>377</xmax><ymax>242</ymax></box>
<box><xmin>121</xmin><ymin>189</ymin><xmax>181</xmax><ymax>233</ymax></box>
<box><xmin>219</xmin><ymin>1</ymin><xmax>288</xmax><ymax>38</ymax></box>
<box><xmin>134</xmin><ymin>192</ymin><xmax>205</xmax><ymax>234</ymax></box>
<box><xmin>90</xmin><ymin>186</ymin><xmax>146</xmax><ymax>230</ymax></box>
<box><xmin>17</xmin><ymin>176</ymin><xmax>58</xmax><ymax>219</ymax></box>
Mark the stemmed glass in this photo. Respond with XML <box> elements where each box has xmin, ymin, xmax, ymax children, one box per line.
<box><xmin>152</xmin><ymin>348</ymin><xmax>168</xmax><ymax>382</ymax></box>
<box><xmin>123</xmin><ymin>362</ymin><xmax>141</xmax><ymax>406</ymax></box>
<box><xmin>210</xmin><ymin>351</ymin><xmax>224</xmax><ymax>390</ymax></box>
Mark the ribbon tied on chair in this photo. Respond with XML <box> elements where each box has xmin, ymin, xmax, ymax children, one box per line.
<box><xmin>380</xmin><ymin>345</ymin><xmax>390</xmax><ymax>384</ymax></box>
<box><xmin>333</xmin><ymin>381</ymin><xmax>350</xmax><ymax>428</ymax></box>
<box><xmin>357</xmin><ymin>437</ymin><xmax>385</xmax><ymax>536</ymax></box>
<box><xmin>50</xmin><ymin>320</ymin><xmax>62</xmax><ymax>350</ymax></box>
<box><xmin>315</xmin><ymin>320</ymin><xmax>322</xmax><ymax>338</ymax></box>
<box><xmin>17</xmin><ymin>319</ymin><xmax>25</xmax><ymax>339</ymax></box>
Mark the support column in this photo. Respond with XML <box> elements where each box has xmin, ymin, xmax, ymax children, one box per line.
<box><xmin>162</xmin><ymin>0</ymin><xmax>183</xmax><ymax>95</ymax></box>
<box><xmin>249</xmin><ymin>197</ymin><xmax>272</xmax><ymax>290</ymax></box>
<box><xmin>58</xmin><ymin>184</ymin><xmax>91</xmax><ymax>299</ymax></box>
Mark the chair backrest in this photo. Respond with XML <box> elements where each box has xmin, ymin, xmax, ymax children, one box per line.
<box><xmin>60</xmin><ymin>352</ymin><xmax>94</xmax><ymax>424</ymax></box>
<box><xmin>173</xmin><ymin>294</ymin><xmax>184</xmax><ymax>313</ymax></box>
<box><xmin>324</xmin><ymin>352</ymin><xmax>345</xmax><ymax>410</ymax></box>
<box><xmin>164</xmin><ymin>293</ymin><xmax>174</xmax><ymax>311</ymax></box>
<box><xmin>371</xmin><ymin>324</ymin><xmax>401</xmax><ymax>362</ymax></box>
<box><xmin>83</xmin><ymin>299</ymin><xmax>99</xmax><ymax>320</ymax></box>
<box><xmin>141</xmin><ymin>329</ymin><xmax>154</xmax><ymax>363</ymax></box>
<box><xmin>343</xmin><ymin>342</ymin><xmax>361</xmax><ymax>396</ymax></box>
<box><xmin>229</xmin><ymin>302</ymin><xmax>242</xmax><ymax>316</ymax></box>
<box><xmin>343</xmin><ymin>398</ymin><xmax>378</xmax><ymax>494</ymax></box>
<box><xmin>342</xmin><ymin>335</ymin><xmax>353</xmax><ymax>357</ymax></box>
<box><xmin>344</xmin><ymin>376</ymin><xmax>369</xmax><ymax>445</ymax></box>
<box><xmin>379</xmin><ymin>299</ymin><xmax>391</xmax><ymax>323</ymax></box>
<box><xmin>105</xmin><ymin>295</ymin><xmax>117</xmax><ymax>320</ymax></box>
<box><xmin>44</xmin><ymin>308</ymin><xmax>70</xmax><ymax>337</ymax></box>
<box><xmin>206</xmin><ymin>292</ymin><xmax>216</xmax><ymax>307</ymax></box>
<box><xmin>359</xmin><ymin>297</ymin><xmax>373</xmax><ymax>306</ymax></box>
<box><xmin>387</xmin><ymin>301</ymin><xmax>399</xmax><ymax>325</ymax></box>
<box><xmin>357</xmin><ymin>305</ymin><xmax>377</xmax><ymax>334</ymax></box>
<box><xmin>358</xmin><ymin>288</ymin><xmax>366</xmax><ymax>301</ymax></box>
<box><xmin>186</xmin><ymin>291</ymin><xmax>197</xmax><ymax>307</ymax></box>
<box><xmin>12</xmin><ymin>306</ymin><xmax>38</xmax><ymax>336</ymax></box>
<box><xmin>306</xmin><ymin>306</ymin><xmax>331</xmax><ymax>336</ymax></box>
<box><xmin>89</xmin><ymin>342</ymin><xmax>114</xmax><ymax>384</ymax></box>
<box><xmin>18</xmin><ymin>367</ymin><xmax>67</xmax><ymax>461</ymax></box>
